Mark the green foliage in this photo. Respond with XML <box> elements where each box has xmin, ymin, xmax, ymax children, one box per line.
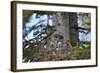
<box><xmin>79</xmin><ymin>13</ymin><xmax>91</xmax><ymax>28</ymax></box>
<box><xmin>23</xmin><ymin>10</ymin><xmax>55</xmax><ymax>24</ymax></box>
<box><xmin>23</xmin><ymin>45</ymin><xmax>40</xmax><ymax>62</ymax></box>
<box><xmin>23</xmin><ymin>10</ymin><xmax>34</xmax><ymax>23</ymax></box>
<box><xmin>23</xmin><ymin>11</ymin><xmax>91</xmax><ymax>62</ymax></box>
<box><xmin>33</xmin><ymin>11</ymin><xmax>56</xmax><ymax>16</ymax></box>
<box><xmin>68</xmin><ymin>45</ymin><xmax>91</xmax><ymax>60</ymax></box>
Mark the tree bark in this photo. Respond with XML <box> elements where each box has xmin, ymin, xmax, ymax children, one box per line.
<box><xmin>69</xmin><ymin>13</ymin><xmax>79</xmax><ymax>46</ymax></box>
<box><xmin>46</xmin><ymin>12</ymin><xmax>70</xmax><ymax>51</ymax></box>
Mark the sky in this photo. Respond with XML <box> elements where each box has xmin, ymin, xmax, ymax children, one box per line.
<box><xmin>24</xmin><ymin>13</ymin><xmax>52</xmax><ymax>41</ymax></box>
<box><xmin>77</xmin><ymin>16</ymin><xmax>91</xmax><ymax>41</ymax></box>
<box><xmin>24</xmin><ymin>13</ymin><xmax>91</xmax><ymax>42</ymax></box>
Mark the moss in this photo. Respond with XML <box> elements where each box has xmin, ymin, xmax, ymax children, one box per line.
<box><xmin>68</xmin><ymin>45</ymin><xmax>91</xmax><ymax>60</ymax></box>
<box><xmin>23</xmin><ymin>46</ymin><xmax>40</xmax><ymax>62</ymax></box>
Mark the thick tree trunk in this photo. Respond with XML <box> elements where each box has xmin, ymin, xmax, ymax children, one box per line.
<box><xmin>52</xmin><ymin>12</ymin><xmax>70</xmax><ymax>41</ymax></box>
<box><xmin>46</xmin><ymin>12</ymin><xmax>79</xmax><ymax>51</ymax></box>
<box><xmin>46</xmin><ymin>12</ymin><xmax>70</xmax><ymax>51</ymax></box>
<box><xmin>23</xmin><ymin>12</ymin><xmax>79</xmax><ymax>62</ymax></box>
<box><xmin>69</xmin><ymin>13</ymin><xmax>79</xmax><ymax>46</ymax></box>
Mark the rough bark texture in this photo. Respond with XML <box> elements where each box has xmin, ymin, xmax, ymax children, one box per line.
<box><xmin>46</xmin><ymin>12</ymin><xmax>70</xmax><ymax>51</ymax></box>
<box><xmin>69</xmin><ymin>13</ymin><xmax>79</xmax><ymax>46</ymax></box>
<box><xmin>23</xmin><ymin>12</ymin><xmax>79</xmax><ymax>62</ymax></box>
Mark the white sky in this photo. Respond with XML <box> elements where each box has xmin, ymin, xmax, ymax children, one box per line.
<box><xmin>24</xmin><ymin>13</ymin><xmax>91</xmax><ymax>41</ymax></box>
<box><xmin>25</xmin><ymin>13</ymin><xmax>52</xmax><ymax>40</ymax></box>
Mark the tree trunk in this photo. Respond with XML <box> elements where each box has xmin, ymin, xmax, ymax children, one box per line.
<box><xmin>46</xmin><ymin>12</ymin><xmax>70</xmax><ymax>51</ymax></box>
<box><xmin>46</xmin><ymin>12</ymin><xmax>79</xmax><ymax>50</ymax></box>
<box><xmin>69</xmin><ymin>13</ymin><xmax>79</xmax><ymax>46</ymax></box>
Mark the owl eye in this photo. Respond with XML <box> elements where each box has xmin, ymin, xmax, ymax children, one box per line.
<box><xmin>51</xmin><ymin>44</ymin><xmax>53</xmax><ymax>47</ymax></box>
<box><xmin>58</xmin><ymin>23</ymin><xmax>61</xmax><ymax>25</ymax></box>
<box><xmin>59</xmin><ymin>35</ymin><xmax>64</xmax><ymax>39</ymax></box>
